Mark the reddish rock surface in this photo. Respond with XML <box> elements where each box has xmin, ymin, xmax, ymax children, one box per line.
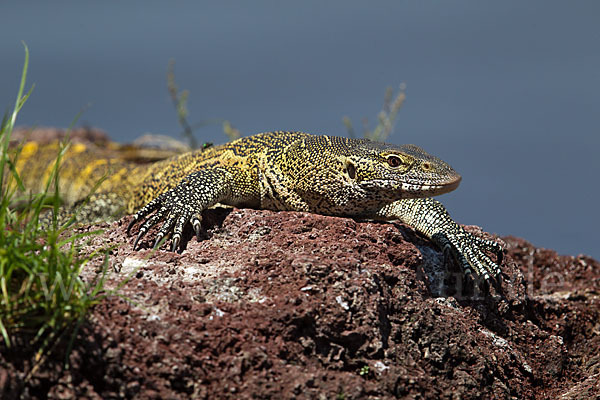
<box><xmin>1</xmin><ymin>207</ymin><xmax>598</xmax><ymax>399</ymax></box>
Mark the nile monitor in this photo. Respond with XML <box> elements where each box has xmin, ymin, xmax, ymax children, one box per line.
<box><xmin>14</xmin><ymin>131</ymin><xmax>503</xmax><ymax>284</ymax></box>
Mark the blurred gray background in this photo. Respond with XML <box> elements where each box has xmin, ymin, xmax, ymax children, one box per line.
<box><xmin>1</xmin><ymin>1</ymin><xmax>599</xmax><ymax>259</ymax></box>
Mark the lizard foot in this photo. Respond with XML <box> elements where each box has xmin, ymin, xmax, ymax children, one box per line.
<box><xmin>432</xmin><ymin>228</ymin><xmax>503</xmax><ymax>287</ymax></box>
<box><xmin>127</xmin><ymin>180</ymin><xmax>204</xmax><ymax>252</ymax></box>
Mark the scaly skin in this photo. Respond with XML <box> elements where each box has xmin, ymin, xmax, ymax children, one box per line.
<box><xmin>12</xmin><ymin>135</ymin><xmax>189</xmax><ymax>219</ymax></box>
<box><xmin>127</xmin><ymin>131</ymin><xmax>502</xmax><ymax>283</ymax></box>
<box><xmin>15</xmin><ymin>131</ymin><xmax>503</xmax><ymax>283</ymax></box>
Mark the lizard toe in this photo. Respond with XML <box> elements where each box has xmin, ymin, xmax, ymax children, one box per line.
<box><xmin>132</xmin><ymin>207</ymin><xmax>169</xmax><ymax>249</ymax></box>
<box><xmin>171</xmin><ymin>234</ymin><xmax>181</xmax><ymax>252</ymax></box>
<box><xmin>133</xmin><ymin>227</ymin><xmax>147</xmax><ymax>250</ymax></box>
<box><xmin>128</xmin><ymin>196</ymin><xmax>163</xmax><ymax>234</ymax></box>
<box><xmin>192</xmin><ymin>214</ymin><xmax>203</xmax><ymax>241</ymax></box>
<box><xmin>153</xmin><ymin>213</ymin><xmax>178</xmax><ymax>249</ymax></box>
<box><xmin>474</xmin><ymin>236</ymin><xmax>504</xmax><ymax>265</ymax></box>
<box><xmin>171</xmin><ymin>210</ymin><xmax>193</xmax><ymax>251</ymax></box>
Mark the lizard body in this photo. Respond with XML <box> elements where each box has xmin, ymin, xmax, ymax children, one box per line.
<box><xmin>15</xmin><ymin>131</ymin><xmax>503</xmax><ymax>282</ymax></box>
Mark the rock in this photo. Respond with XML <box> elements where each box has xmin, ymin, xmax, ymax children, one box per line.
<box><xmin>2</xmin><ymin>208</ymin><xmax>599</xmax><ymax>399</ymax></box>
<box><xmin>10</xmin><ymin>126</ymin><xmax>111</xmax><ymax>146</ymax></box>
<box><xmin>10</xmin><ymin>127</ymin><xmax>191</xmax><ymax>164</ymax></box>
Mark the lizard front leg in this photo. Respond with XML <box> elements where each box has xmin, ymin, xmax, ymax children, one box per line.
<box><xmin>375</xmin><ymin>198</ymin><xmax>503</xmax><ymax>284</ymax></box>
<box><xmin>127</xmin><ymin>167</ymin><xmax>239</xmax><ymax>251</ymax></box>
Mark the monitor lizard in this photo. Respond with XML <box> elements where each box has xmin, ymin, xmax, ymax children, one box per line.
<box><xmin>14</xmin><ymin>131</ymin><xmax>503</xmax><ymax>284</ymax></box>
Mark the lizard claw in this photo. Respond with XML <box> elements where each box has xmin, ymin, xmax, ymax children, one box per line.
<box><xmin>171</xmin><ymin>234</ymin><xmax>181</xmax><ymax>252</ymax></box>
<box><xmin>133</xmin><ymin>228</ymin><xmax>146</xmax><ymax>250</ymax></box>
<box><xmin>150</xmin><ymin>213</ymin><xmax>178</xmax><ymax>249</ymax></box>
<box><xmin>192</xmin><ymin>214</ymin><xmax>203</xmax><ymax>241</ymax></box>
<box><xmin>153</xmin><ymin>233</ymin><xmax>165</xmax><ymax>249</ymax></box>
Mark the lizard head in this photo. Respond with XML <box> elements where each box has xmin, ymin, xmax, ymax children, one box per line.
<box><xmin>343</xmin><ymin>139</ymin><xmax>462</xmax><ymax>199</ymax></box>
<box><xmin>281</xmin><ymin>134</ymin><xmax>462</xmax><ymax>215</ymax></box>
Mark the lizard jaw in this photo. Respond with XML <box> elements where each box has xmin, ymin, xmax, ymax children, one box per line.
<box><xmin>397</xmin><ymin>174</ymin><xmax>462</xmax><ymax>197</ymax></box>
<box><xmin>430</xmin><ymin>174</ymin><xmax>461</xmax><ymax>195</ymax></box>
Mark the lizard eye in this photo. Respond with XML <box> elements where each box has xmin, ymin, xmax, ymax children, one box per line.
<box><xmin>386</xmin><ymin>155</ymin><xmax>403</xmax><ymax>168</ymax></box>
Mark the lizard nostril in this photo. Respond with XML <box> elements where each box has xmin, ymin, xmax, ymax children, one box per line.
<box><xmin>422</xmin><ymin>162</ymin><xmax>432</xmax><ymax>171</ymax></box>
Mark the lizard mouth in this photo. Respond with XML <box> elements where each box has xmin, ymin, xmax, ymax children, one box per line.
<box><xmin>396</xmin><ymin>174</ymin><xmax>462</xmax><ymax>197</ymax></box>
<box><xmin>361</xmin><ymin>174</ymin><xmax>462</xmax><ymax>198</ymax></box>
<box><xmin>434</xmin><ymin>175</ymin><xmax>461</xmax><ymax>195</ymax></box>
